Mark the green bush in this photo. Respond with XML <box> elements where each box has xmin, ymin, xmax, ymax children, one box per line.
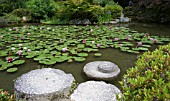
<box><xmin>0</xmin><ymin>0</ymin><xmax>28</xmax><ymax>15</ymax></box>
<box><xmin>67</xmin><ymin>0</ymin><xmax>84</xmax><ymax>5</ymax></box>
<box><xmin>119</xmin><ymin>43</ymin><xmax>170</xmax><ymax>101</ymax></box>
<box><xmin>26</xmin><ymin>0</ymin><xmax>56</xmax><ymax>21</ymax></box>
<box><xmin>88</xmin><ymin>5</ymin><xmax>105</xmax><ymax>23</ymax></box>
<box><xmin>11</xmin><ymin>8</ymin><xmax>31</xmax><ymax>18</ymax></box>
<box><xmin>43</xmin><ymin>0</ymin><xmax>122</xmax><ymax>24</ymax></box>
<box><xmin>0</xmin><ymin>13</ymin><xmax>21</xmax><ymax>23</ymax></box>
<box><xmin>0</xmin><ymin>89</ymin><xmax>14</xmax><ymax>101</ymax></box>
<box><xmin>57</xmin><ymin>1</ymin><xmax>91</xmax><ymax>21</ymax></box>
<box><xmin>0</xmin><ymin>4</ymin><xmax>12</xmax><ymax>15</ymax></box>
<box><xmin>104</xmin><ymin>3</ymin><xmax>123</xmax><ymax>19</ymax></box>
<box><xmin>90</xmin><ymin>0</ymin><xmax>112</xmax><ymax>6</ymax></box>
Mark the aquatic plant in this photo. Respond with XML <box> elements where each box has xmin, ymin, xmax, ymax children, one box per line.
<box><xmin>0</xmin><ymin>25</ymin><xmax>169</xmax><ymax>73</ymax></box>
<box><xmin>7</xmin><ymin>57</ymin><xmax>13</xmax><ymax>63</ymax></box>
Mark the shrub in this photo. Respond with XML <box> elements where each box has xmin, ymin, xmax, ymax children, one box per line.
<box><xmin>90</xmin><ymin>0</ymin><xmax>111</xmax><ymax>6</ymax></box>
<box><xmin>67</xmin><ymin>0</ymin><xmax>84</xmax><ymax>5</ymax></box>
<box><xmin>0</xmin><ymin>89</ymin><xmax>14</xmax><ymax>101</ymax></box>
<box><xmin>104</xmin><ymin>3</ymin><xmax>123</xmax><ymax>19</ymax></box>
<box><xmin>10</xmin><ymin>8</ymin><xmax>32</xmax><ymax>22</ymax></box>
<box><xmin>0</xmin><ymin>4</ymin><xmax>12</xmax><ymax>16</ymax></box>
<box><xmin>119</xmin><ymin>43</ymin><xmax>170</xmax><ymax>100</ymax></box>
<box><xmin>0</xmin><ymin>0</ymin><xmax>28</xmax><ymax>15</ymax></box>
<box><xmin>49</xmin><ymin>0</ymin><xmax>122</xmax><ymax>24</ymax></box>
<box><xmin>0</xmin><ymin>13</ymin><xmax>21</xmax><ymax>23</ymax></box>
<box><xmin>57</xmin><ymin>1</ymin><xmax>91</xmax><ymax>22</ymax></box>
<box><xmin>11</xmin><ymin>9</ymin><xmax>31</xmax><ymax>18</ymax></box>
<box><xmin>26</xmin><ymin>0</ymin><xmax>56</xmax><ymax>21</ymax></box>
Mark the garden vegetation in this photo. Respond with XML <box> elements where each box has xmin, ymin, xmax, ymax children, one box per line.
<box><xmin>0</xmin><ymin>0</ymin><xmax>123</xmax><ymax>24</ymax></box>
<box><xmin>120</xmin><ymin>43</ymin><xmax>170</xmax><ymax>101</ymax></box>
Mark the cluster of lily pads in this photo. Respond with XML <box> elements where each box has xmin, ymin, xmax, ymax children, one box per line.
<box><xmin>0</xmin><ymin>25</ymin><xmax>169</xmax><ymax>72</ymax></box>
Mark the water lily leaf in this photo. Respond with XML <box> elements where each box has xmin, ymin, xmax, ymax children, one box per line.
<box><xmin>94</xmin><ymin>53</ymin><xmax>102</xmax><ymax>57</ymax></box>
<box><xmin>0</xmin><ymin>66</ymin><xmax>8</xmax><ymax>71</ymax></box>
<box><xmin>132</xmin><ymin>47</ymin><xmax>148</xmax><ymax>51</ymax></box>
<box><xmin>62</xmin><ymin>53</ymin><xmax>69</xmax><ymax>56</ymax></box>
<box><xmin>26</xmin><ymin>55</ymin><xmax>35</xmax><ymax>58</ymax></box>
<box><xmin>127</xmin><ymin>50</ymin><xmax>139</xmax><ymax>54</ymax></box>
<box><xmin>0</xmin><ymin>51</ymin><xmax>8</xmax><ymax>56</ymax></box>
<box><xmin>160</xmin><ymin>38</ymin><xmax>170</xmax><ymax>42</ymax></box>
<box><xmin>39</xmin><ymin>59</ymin><xmax>56</xmax><ymax>65</ymax></box>
<box><xmin>70</xmin><ymin>50</ymin><xmax>78</xmax><ymax>54</ymax></box>
<box><xmin>77</xmin><ymin>53</ymin><xmax>88</xmax><ymax>57</ymax></box>
<box><xmin>138</xmin><ymin>47</ymin><xmax>149</xmax><ymax>51</ymax></box>
<box><xmin>91</xmin><ymin>49</ymin><xmax>99</xmax><ymax>52</ymax></box>
<box><xmin>120</xmin><ymin>47</ymin><xmax>130</xmax><ymax>51</ymax></box>
<box><xmin>0</xmin><ymin>62</ymin><xmax>13</xmax><ymax>70</ymax></box>
<box><xmin>55</xmin><ymin>58</ymin><xmax>66</xmax><ymax>62</ymax></box>
<box><xmin>13</xmin><ymin>60</ymin><xmax>25</xmax><ymax>65</ymax></box>
<box><xmin>77</xmin><ymin>44</ymin><xmax>85</xmax><ymax>49</ymax></box>
<box><xmin>0</xmin><ymin>59</ymin><xmax>4</xmax><ymax>65</ymax></box>
<box><xmin>83</xmin><ymin>48</ymin><xmax>93</xmax><ymax>52</ymax></box>
<box><xmin>6</xmin><ymin>67</ymin><xmax>18</xmax><ymax>73</ymax></box>
<box><xmin>68</xmin><ymin>59</ymin><xmax>73</xmax><ymax>63</ymax></box>
<box><xmin>142</xmin><ymin>45</ymin><xmax>151</xmax><ymax>48</ymax></box>
<box><xmin>74</xmin><ymin>57</ymin><xmax>86</xmax><ymax>62</ymax></box>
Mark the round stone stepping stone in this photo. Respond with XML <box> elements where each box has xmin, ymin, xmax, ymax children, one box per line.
<box><xmin>70</xmin><ymin>81</ymin><xmax>123</xmax><ymax>101</ymax></box>
<box><xmin>83</xmin><ymin>61</ymin><xmax>120</xmax><ymax>80</ymax></box>
<box><xmin>14</xmin><ymin>68</ymin><xmax>74</xmax><ymax>101</ymax></box>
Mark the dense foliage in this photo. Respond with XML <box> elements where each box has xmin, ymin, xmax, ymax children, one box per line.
<box><xmin>124</xmin><ymin>0</ymin><xmax>170</xmax><ymax>24</ymax></box>
<box><xmin>0</xmin><ymin>89</ymin><xmax>14</xmax><ymax>101</ymax></box>
<box><xmin>120</xmin><ymin>43</ymin><xmax>170</xmax><ymax>100</ymax></box>
<box><xmin>26</xmin><ymin>0</ymin><xmax>56</xmax><ymax>21</ymax></box>
<box><xmin>0</xmin><ymin>0</ymin><xmax>122</xmax><ymax>24</ymax></box>
<box><xmin>0</xmin><ymin>0</ymin><xmax>28</xmax><ymax>16</ymax></box>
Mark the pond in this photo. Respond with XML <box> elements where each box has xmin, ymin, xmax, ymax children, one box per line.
<box><xmin>0</xmin><ymin>22</ymin><xmax>169</xmax><ymax>93</ymax></box>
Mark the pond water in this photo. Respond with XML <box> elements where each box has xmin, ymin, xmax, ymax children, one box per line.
<box><xmin>0</xmin><ymin>22</ymin><xmax>169</xmax><ymax>93</ymax></box>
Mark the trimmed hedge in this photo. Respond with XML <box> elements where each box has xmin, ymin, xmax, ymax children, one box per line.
<box><xmin>120</xmin><ymin>43</ymin><xmax>170</xmax><ymax>100</ymax></box>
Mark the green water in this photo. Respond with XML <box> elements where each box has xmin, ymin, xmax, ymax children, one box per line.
<box><xmin>0</xmin><ymin>23</ymin><xmax>169</xmax><ymax>93</ymax></box>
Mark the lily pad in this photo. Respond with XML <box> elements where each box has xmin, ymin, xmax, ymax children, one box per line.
<box><xmin>77</xmin><ymin>53</ymin><xmax>88</xmax><ymax>57</ymax></box>
<box><xmin>13</xmin><ymin>60</ymin><xmax>25</xmax><ymax>65</ymax></box>
<box><xmin>74</xmin><ymin>57</ymin><xmax>86</xmax><ymax>62</ymax></box>
<box><xmin>6</xmin><ymin>67</ymin><xmax>18</xmax><ymax>73</ymax></box>
<box><xmin>94</xmin><ymin>53</ymin><xmax>102</xmax><ymax>57</ymax></box>
<box><xmin>0</xmin><ymin>51</ymin><xmax>8</xmax><ymax>57</ymax></box>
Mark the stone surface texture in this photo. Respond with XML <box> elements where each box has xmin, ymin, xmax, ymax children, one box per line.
<box><xmin>14</xmin><ymin>68</ymin><xmax>74</xmax><ymax>101</ymax></box>
<box><xmin>70</xmin><ymin>81</ymin><xmax>122</xmax><ymax>101</ymax></box>
<box><xmin>83</xmin><ymin>61</ymin><xmax>120</xmax><ymax>80</ymax></box>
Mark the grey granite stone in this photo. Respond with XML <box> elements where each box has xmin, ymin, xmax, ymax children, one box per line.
<box><xmin>83</xmin><ymin>61</ymin><xmax>120</xmax><ymax>80</ymax></box>
<box><xmin>14</xmin><ymin>68</ymin><xmax>74</xmax><ymax>101</ymax></box>
<box><xmin>70</xmin><ymin>81</ymin><xmax>123</xmax><ymax>101</ymax></box>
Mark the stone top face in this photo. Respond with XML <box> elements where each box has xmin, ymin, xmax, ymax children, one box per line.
<box><xmin>83</xmin><ymin>61</ymin><xmax>120</xmax><ymax>79</ymax></box>
<box><xmin>98</xmin><ymin>62</ymin><xmax>117</xmax><ymax>73</ymax></box>
<box><xmin>70</xmin><ymin>81</ymin><xmax>122</xmax><ymax>101</ymax></box>
<box><xmin>14</xmin><ymin>68</ymin><xmax>74</xmax><ymax>95</ymax></box>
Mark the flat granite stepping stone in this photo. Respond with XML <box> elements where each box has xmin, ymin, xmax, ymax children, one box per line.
<box><xmin>14</xmin><ymin>68</ymin><xmax>74</xmax><ymax>101</ymax></box>
<box><xmin>70</xmin><ymin>81</ymin><xmax>123</xmax><ymax>101</ymax></box>
<box><xmin>83</xmin><ymin>61</ymin><xmax>120</xmax><ymax>80</ymax></box>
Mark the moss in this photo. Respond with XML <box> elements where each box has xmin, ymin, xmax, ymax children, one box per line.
<box><xmin>120</xmin><ymin>43</ymin><xmax>170</xmax><ymax>100</ymax></box>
